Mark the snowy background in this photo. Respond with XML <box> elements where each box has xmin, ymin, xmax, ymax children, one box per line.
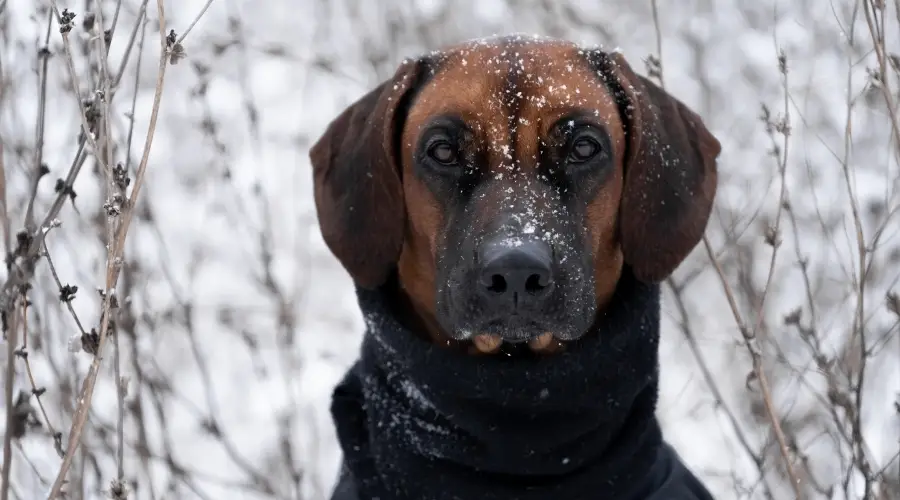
<box><xmin>1</xmin><ymin>0</ymin><xmax>898</xmax><ymax>499</ymax></box>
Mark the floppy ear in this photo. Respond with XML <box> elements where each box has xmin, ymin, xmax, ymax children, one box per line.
<box><xmin>309</xmin><ymin>59</ymin><xmax>425</xmax><ymax>289</ymax></box>
<box><xmin>592</xmin><ymin>51</ymin><xmax>720</xmax><ymax>283</ymax></box>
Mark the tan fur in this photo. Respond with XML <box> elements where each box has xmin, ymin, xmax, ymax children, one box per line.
<box><xmin>398</xmin><ymin>41</ymin><xmax>627</xmax><ymax>344</ymax></box>
<box><xmin>310</xmin><ymin>38</ymin><xmax>720</xmax><ymax>352</ymax></box>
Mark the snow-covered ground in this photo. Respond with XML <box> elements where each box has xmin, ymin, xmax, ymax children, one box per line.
<box><xmin>1</xmin><ymin>1</ymin><xmax>898</xmax><ymax>499</ymax></box>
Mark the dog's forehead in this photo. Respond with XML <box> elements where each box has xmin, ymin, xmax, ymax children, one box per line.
<box><xmin>406</xmin><ymin>39</ymin><xmax>620</xmax><ymax>138</ymax></box>
<box><xmin>436</xmin><ymin>36</ymin><xmax>580</xmax><ymax>70</ymax></box>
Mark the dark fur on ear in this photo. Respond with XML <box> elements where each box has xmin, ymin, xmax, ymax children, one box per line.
<box><xmin>590</xmin><ymin>50</ymin><xmax>720</xmax><ymax>283</ymax></box>
<box><xmin>309</xmin><ymin>59</ymin><xmax>426</xmax><ymax>289</ymax></box>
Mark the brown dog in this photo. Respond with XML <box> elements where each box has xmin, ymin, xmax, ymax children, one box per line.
<box><xmin>312</xmin><ymin>36</ymin><xmax>720</xmax><ymax>500</ymax></box>
<box><xmin>311</xmin><ymin>36</ymin><xmax>718</xmax><ymax>354</ymax></box>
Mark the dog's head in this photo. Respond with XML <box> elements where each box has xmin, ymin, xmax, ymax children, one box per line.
<box><xmin>310</xmin><ymin>37</ymin><xmax>719</xmax><ymax>353</ymax></box>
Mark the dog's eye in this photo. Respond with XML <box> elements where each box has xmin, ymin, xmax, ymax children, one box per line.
<box><xmin>568</xmin><ymin>137</ymin><xmax>602</xmax><ymax>163</ymax></box>
<box><xmin>428</xmin><ymin>141</ymin><xmax>458</xmax><ymax>165</ymax></box>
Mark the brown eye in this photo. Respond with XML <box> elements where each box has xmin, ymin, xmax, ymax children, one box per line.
<box><xmin>568</xmin><ymin>137</ymin><xmax>601</xmax><ymax>163</ymax></box>
<box><xmin>428</xmin><ymin>141</ymin><xmax>458</xmax><ymax>165</ymax></box>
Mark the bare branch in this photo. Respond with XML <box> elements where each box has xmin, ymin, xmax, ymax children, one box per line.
<box><xmin>47</xmin><ymin>0</ymin><xmax>172</xmax><ymax>495</ymax></box>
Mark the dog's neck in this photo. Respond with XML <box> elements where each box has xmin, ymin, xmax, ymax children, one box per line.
<box><xmin>391</xmin><ymin>283</ymin><xmax>464</xmax><ymax>348</ymax></box>
<box><xmin>331</xmin><ymin>269</ymin><xmax>668</xmax><ymax>500</ymax></box>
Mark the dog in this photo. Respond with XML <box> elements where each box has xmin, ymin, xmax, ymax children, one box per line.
<box><xmin>311</xmin><ymin>35</ymin><xmax>719</xmax><ymax>500</ymax></box>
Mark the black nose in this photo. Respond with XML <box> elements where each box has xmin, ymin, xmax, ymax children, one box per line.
<box><xmin>478</xmin><ymin>239</ymin><xmax>554</xmax><ymax>305</ymax></box>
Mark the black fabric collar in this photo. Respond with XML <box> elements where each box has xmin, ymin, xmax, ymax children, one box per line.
<box><xmin>330</xmin><ymin>270</ymin><xmax>699</xmax><ymax>500</ymax></box>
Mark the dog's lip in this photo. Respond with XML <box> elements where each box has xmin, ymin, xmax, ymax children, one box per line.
<box><xmin>476</xmin><ymin>317</ymin><xmax>547</xmax><ymax>343</ymax></box>
<box><xmin>500</xmin><ymin>335</ymin><xmax>533</xmax><ymax>344</ymax></box>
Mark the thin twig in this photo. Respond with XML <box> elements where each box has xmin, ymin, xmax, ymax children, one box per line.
<box><xmin>23</xmin><ymin>11</ymin><xmax>54</xmax><ymax>233</ymax></box>
<box><xmin>844</xmin><ymin>2</ymin><xmax>888</xmax><ymax>496</ymax></box>
<box><xmin>0</xmin><ymin>1</ymin><xmax>149</xmax><ymax>317</ymax></box>
<box><xmin>1</xmin><ymin>297</ymin><xmax>18</xmax><ymax>500</ymax></box>
<box><xmin>124</xmin><ymin>6</ymin><xmax>149</xmax><ymax>175</ymax></box>
<box><xmin>176</xmin><ymin>0</ymin><xmax>215</xmax><ymax>45</ymax></box>
<box><xmin>112</xmin><ymin>1</ymin><xmax>150</xmax><ymax>90</ymax></box>
<box><xmin>0</xmin><ymin>142</ymin><xmax>8</xmax><ymax>257</ymax></box>
<box><xmin>647</xmin><ymin>4</ymin><xmax>802</xmax><ymax>496</ymax></box>
<box><xmin>42</xmin><ymin>241</ymin><xmax>88</xmax><ymax>336</ymax></box>
<box><xmin>862</xmin><ymin>0</ymin><xmax>900</xmax><ymax>160</ymax></box>
<box><xmin>113</xmin><ymin>314</ymin><xmax>125</xmax><ymax>484</ymax></box>
<box><xmin>650</xmin><ymin>0</ymin><xmax>665</xmax><ymax>89</ymax></box>
<box><xmin>108</xmin><ymin>0</ymin><xmax>124</xmax><ymax>43</ymax></box>
<box><xmin>0</xmin><ymin>137</ymin><xmax>89</xmax><ymax>319</ymax></box>
<box><xmin>741</xmin><ymin>48</ymin><xmax>801</xmax><ymax>491</ymax></box>
<box><xmin>48</xmin><ymin>1</ymin><xmax>110</xmax><ymax>174</ymax></box>
<box><xmin>666</xmin><ymin>278</ymin><xmax>776</xmax><ymax>500</ymax></box>
<box><xmin>750</xmin><ymin>50</ymin><xmax>791</xmax><ymax>339</ymax></box>
<box><xmin>94</xmin><ymin>1</ymin><xmax>129</xmax><ymax>494</ymax></box>
<box><xmin>46</xmin><ymin>1</ymin><xmax>172</xmax><ymax>496</ymax></box>
<box><xmin>701</xmin><ymin>236</ymin><xmax>804</xmax><ymax>499</ymax></box>
<box><xmin>16</xmin><ymin>296</ymin><xmax>64</xmax><ymax>458</ymax></box>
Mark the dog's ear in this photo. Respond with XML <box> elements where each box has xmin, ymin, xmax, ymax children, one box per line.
<box><xmin>590</xmin><ymin>50</ymin><xmax>720</xmax><ymax>283</ymax></box>
<box><xmin>309</xmin><ymin>59</ymin><xmax>426</xmax><ymax>289</ymax></box>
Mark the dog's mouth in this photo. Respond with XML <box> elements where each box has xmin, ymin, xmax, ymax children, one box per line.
<box><xmin>436</xmin><ymin>243</ymin><xmax>596</xmax><ymax>355</ymax></box>
<box><xmin>463</xmin><ymin>316</ymin><xmax>564</xmax><ymax>355</ymax></box>
<box><xmin>438</xmin><ymin>278</ymin><xmax>595</xmax><ymax>355</ymax></box>
<box><xmin>469</xmin><ymin>331</ymin><xmax>562</xmax><ymax>355</ymax></box>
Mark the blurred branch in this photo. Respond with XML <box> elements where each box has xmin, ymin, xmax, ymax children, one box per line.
<box><xmin>112</xmin><ymin>1</ymin><xmax>149</xmax><ymax>90</ymax></box>
<box><xmin>752</xmin><ymin>51</ymin><xmax>790</xmax><ymax>342</ymax></box>
<box><xmin>93</xmin><ymin>4</ymin><xmax>128</xmax><ymax>496</ymax></box>
<box><xmin>48</xmin><ymin>1</ymin><xmax>110</xmax><ymax>174</ymax></box>
<box><xmin>862</xmin><ymin>0</ymin><xmax>900</xmax><ymax>161</ymax></box>
<box><xmin>12</xmin><ymin>293</ymin><xmax>64</xmax><ymax>460</ymax></box>
<box><xmin>23</xmin><ymin>11</ymin><xmax>53</xmax><ymax>234</ymax></box>
<box><xmin>1</xmin><ymin>299</ymin><xmax>18</xmax><ymax>500</ymax></box>
<box><xmin>47</xmin><ymin>0</ymin><xmax>174</xmax><ymax>495</ymax></box>
<box><xmin>701</xmin><ymin>236</ymin><xmax>804</xmax><ymax>499</ymax></box>
<box><xmin>0</xmin><ymin>17</ymin><xmax>93</xmax><ymax>322</ymax></box>
<box><xmin>836</xmin><ymin>1</ymin><xmax>897</xmax><ymax>497</ymax></box>
<box><xmin>42</xmin><ymin>241</ymin><xmax>88</xmax><ymax>337</ymax></box>
<box><xmin>650</xmin><ymin>0</ymin><xmax>664</xmax><ymax>89</ymax></box>
<box><xmin>666</xmin><ymin>278</ymin><xmax>777</xmax><ymax>500</ymax></box>
<box><xmin>0</xmin><ymin>141</ymin><xmax>7</xmax><ymax>261</ymax></box>
<box><xmin>650</xmin><ymin>2</ymin><xmax>803</xmax><ymax>496</ymax></box>
<box><xmin>176</xmin><ymin>0</ymin><xmax>215</xmax><ymax>45</ymax></box>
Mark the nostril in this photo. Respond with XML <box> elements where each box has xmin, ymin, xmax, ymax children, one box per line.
<box><xmin>524</xmin><ymin>273</ymin><xmax>549</xmax><ymax>294</ymax></box>
<box><xmin>487</xmin><ymin>274</ymin><xmax>507</xmax><ymax>294</ymax></box>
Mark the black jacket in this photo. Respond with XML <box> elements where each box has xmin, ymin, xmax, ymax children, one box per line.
<box><xmin>328</xmin><ymin>271</ymin><xmax>715</xmax><ymax>500</ymax></box>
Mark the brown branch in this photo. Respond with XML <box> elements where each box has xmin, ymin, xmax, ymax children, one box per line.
<box><xmin>0</xmin><ymin>141</ymin><xmax>7</xmax><ymax>268</ymax></box>
<box><xmin>48</xmin><ymin>1</ymin><xmax>110</xmax><ymax>175</ymax></box>
<box><xmin>701</xmin><ymin>236</ymin><xmax>804</xmax><ymax>499</ymax></box>
<box><xmin>666</xmin><ymin>277</ymin><xmax>776</xmax><ymax>500</ymax></box>
<box><xmin>46</xmin><ymin>1</ymin><xmax>172</xmax><ymax>495</ymax></box>
<box><xmin>41</xmin><ymin>240</ymin><xmax>88</xmax><ymax>337</ymax></box>
<box><xmin>649</xmin><ymin>2</ymin><xmax>802</xmax><ymax>496</ymax></box>
<box><xmin>862</xmin><ymin>0</ymin><xmax>900</xmax><ymax>160</ymax></box>
<box><xmin>23</xmin><ymin>11</ymin><xmax>53</xmax><ymax>234</ymax></box>
<box><xmin>18</xmin><ymin>295</ymin><xmax>64</xmax><ymax>459</ymax></box>
<box><xmin>650</xmin><ymin>0</ymin><xmax>665</xmax><ymax>89</ymax></box>
<box><xmin>176</xmin><ymin>0</ymin><xmax>215</xmax><ymax>45</ymax></box>
<box><xmin>0</xmin><ymin>60</ymin><xmax>92</xmax><ymax>331</ymax></box>
<box><xmin>1</xmin><ymin>294</ymin><xmax>18</xmax><ymax>500</ymax></box>
<box><xmin>112</xmin><ymin>1</ymin><xmax>150</xmax><ymax>90</ymax></box>
<box><xmin>841</xmin><ymin>1</ymin><xmax>898</xmax><ymax>495</ymax></box>
<box><xmin>750</xmin><ymin>49</ymin><xmax>790</xmax><ymax>340</ymax></box>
